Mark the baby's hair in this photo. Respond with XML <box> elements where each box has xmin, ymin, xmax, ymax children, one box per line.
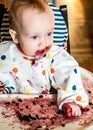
<box><xmin>9</xmin><ymin>0</ymin><xmax>49</xmax><ymax>31</ymax></box>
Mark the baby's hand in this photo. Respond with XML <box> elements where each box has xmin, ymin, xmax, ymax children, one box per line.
<box><xmin>62</xmin><ymin>102</ymin><xmax>82</xmax><ymax>117</ymax></box>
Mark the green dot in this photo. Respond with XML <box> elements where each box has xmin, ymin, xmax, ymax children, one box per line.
<box><xmin>0</xmin><ymin>63</ymin><xmax>3</xmax><ymax>68</ymax></box>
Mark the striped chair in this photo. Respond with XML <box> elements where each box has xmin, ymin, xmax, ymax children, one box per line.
<box><xmin>0</xmin><ymin>8</ymin><xmax>12</xmax><ymax>41</ymax></box>
<box><xmin>0</xmin><ymin>3</ymin><xmax>69</xmax><ymax>52</ymax></box>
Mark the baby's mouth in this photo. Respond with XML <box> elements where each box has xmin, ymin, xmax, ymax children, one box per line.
<box><xmin>35</xmin><ymin>45</ymin><xmax>52</xmax><ymax>58</ymax></box>
<box><xmin>35</xmin><ymin>49</ymin><xmax>45</xmax><ymax>57</ymax></box>
<box><xmin>37</xmin><ymin>50</ymin><xmax>44</xmax><ymax>54</ymax></box>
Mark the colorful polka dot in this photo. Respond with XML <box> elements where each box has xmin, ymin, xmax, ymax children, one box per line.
<box><xmin>29</xmin><ymin>60</ymin><xmax>33</xmax><ymax>65</ymax></box>
<box><xmin>51</xmin><ymin>58</ymin><xmax>54</xmax><ymax>64</ymax></box>
<box><xmin>24</xmin><ymin>89</ymin><xmax>30</xmax><ymax>94</ymax></box>
<box><xmin>12</xmin><ymin>58</ymin><xmax>16</xmax><ymax>62</ymax></box>
<box><xmin>12</xmin><ymin>67</ymin><xmax>18</xmax><ymax>73</ymax></box>
<box><xmin>50</xmin><ymin>68</ymin><xmax>55</xmax><ymax>74</ymax></box>
<box><xmin>1</xmin><ymin>55</ymin><xmax>6</xmax><ymax>60</ymax></box>
<box><xmin>42</xmin><ymin>70</ymin><xmax>46</xmax><ymax>75</ymax></box>
<box><xmin>62</xmin><ymin>53</ymin><xmax>67</xmax><ymax>57</ymax></box>
<box><xmin>76</xmin><ymin>95</ymin><xmax>82</xmax><ymax>101</ymax></box>
<box><xmin>47</xmin><ymin>53</ymin><xmax>51</xmax><ymax>59</ymax></box>
<box><xmin>74</xmin><ymin>68</ymin><xmax>77</xmax><ymax>74</ymax></box>
<box><xmin>4</xmin><ymin>80</ymin><xmax>10</xmax><ymax>85</ymax></box>
<box><xmin>63</xmin><ymin>90</ymin><xmax>69</xmax><ymax>94</ymax></box>
<box><xmin>72</xmin><ymin>85</ymin><xmax>76</xmax><ymax>90</ymax></box>
<box><xmin>0</xmin><ymin>63</ymin><xmax>3</xmax><ymax>68</ymax></box>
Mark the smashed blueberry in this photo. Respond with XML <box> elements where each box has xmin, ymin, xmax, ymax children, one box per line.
<box><xmin>20</xmin><ymin>108</ymin><xmax>23</xmax><ymax>111</ymax></box>
<box><xmin>48</xmin><ymin>101</ymin><xmax>56</xmax><ymax>107</ymax></box>
<box><xmin>25</xmin><ymin>105</ymin><xmax>29</xmax><ymax>109</ymax></box>
<box><xmin>36</xmin><ymin>126</ymin><xmax>42</xmax><ymax>128</ymax></box>
<box><xmin>39</xmin><ymin>95</ymin><xmax>43</xmax><ymax>98</ymax></box>
<box><xmin>18</xmin><ymin>98</ymin><xmax>22</xmax><ymax>102</ymax></box>
<box><xmin>12</xmin><ymin>101</ymin><xmax>15</xmax><ymax>104</ymax></box>
<box><xmin>17</xmin><ymin>112</ymin><xmax>30</xmax><ymax>121</ymax></box>
<box><xmin>52</xmin><ymin>120</ymin><xmax>54</xmax><ymax>124</ymax></box>
<box><xmin>35</xmin><ymin>114</ymin><xmax>39</xmax><ymax>119</ymax></box>
<box><xmin>40</xmin><ymin>104</ymin><xmax>44</xmax><ymax>107</ymax></box>
<box><xmin>5</xmin><ymin>101</ymin><xmax>10</xmax><ymax>105</ymax></box>
<box><xmin>32</xmin><ymin>101</ymin><xmax>36</xmax><ymax>105</ymax></box>
<box><xmin>57</xmin><ymin>110</ymin><xmax>63</xmax><ymax>114</ymax></box>
<box><xmin>15</xmin><ymin>103</ymin><xmax>19</xmax><ymax>106</ymax></box>
<box><xmin>61</xmin><ymin>124</ymin><xmax>65</xmax><ymax>127</ymax></box>
<box><xmin>89</xmin><ymin>102</ymin><xmax>93</xmax><ymax>105</ymax></box>
<box><xmin>22</xmin><ymin>115</ymin><xmax>30</xmax><ymax>121</ymax></box>
<box><xmin>50</xmin><ymin>101</ymin><xmax>56</xmax><ymax>105</ymax></box>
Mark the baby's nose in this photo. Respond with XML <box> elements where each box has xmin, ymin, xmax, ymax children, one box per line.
<box><xmin>39</xmin><ymin>36</ymin><xmax>47</xmax><ymax>46</ymax></box>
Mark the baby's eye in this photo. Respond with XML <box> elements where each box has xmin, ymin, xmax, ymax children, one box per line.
<box><xmin>31</xmin><ymin>35</ymin><xmax>38</xmax><ymax>39</ymax></box>
<box><xmin>47</xmin><ymin>32</ymin><xmax>53</xmax><ymax>36</ymax></box>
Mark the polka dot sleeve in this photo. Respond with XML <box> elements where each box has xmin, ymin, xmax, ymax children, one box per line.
<box><xmin>0</xmin><ymin>41</ymin><xmax>18</xmax><ymax>93</ymax></box>
<box><xmin>47</xmin><ymin>45</ymin><xmax>89</xmax><ymax>109</ymax></box>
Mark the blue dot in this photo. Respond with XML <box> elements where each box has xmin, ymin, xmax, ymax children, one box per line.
<box><xmin>51</xmin><ymin>59</ymin><xmax>54</xmax><ymax>64</ymax></box>
<box><xmin>12</xmin><ymin>58</ymin><xmax>16</xmax><ymax>62</ymax></box>
<box><xmin>72</xmin><ymin>85</ymin><xmax>76</xmax><ymax>90</ymax></box>
<box><xmin>74</xmin><ymin>68</ymin><xmax>77</xmax><ymax>74</ymax></box>
<box><xmin>1</xmin><ymin>55</ymin><xmax>6</xmax><ymax>60</ymax></box>
<box><xmin>62</xmin><ymin>53</ymin><xmax>67</xmax><ymax>57</ymax></box>
<box><xmin>4</xmin><ymin>80</ymin><xmax>10</xmax><ymax>85</ymax></box>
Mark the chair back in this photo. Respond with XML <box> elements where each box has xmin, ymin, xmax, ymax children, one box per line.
<box><xmin>60</xmin><ymin>5</ymin><xmax>70</xmax><ymax>53</ymax></box>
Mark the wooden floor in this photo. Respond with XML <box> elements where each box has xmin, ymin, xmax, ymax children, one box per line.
<box><xmin>56</xmin><ymin>0</ymin><xmax>93</xmax><ymax>72</ymax></box>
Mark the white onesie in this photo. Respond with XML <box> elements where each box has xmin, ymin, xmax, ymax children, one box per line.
<box><xmin>0</xmin><ymin>41</ymin><xmax>88</xmax><ymax>109</ymax></box>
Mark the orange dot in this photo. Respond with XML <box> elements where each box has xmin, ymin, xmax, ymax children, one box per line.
<box><xmin>12</xmin><ymin>67</ymin><xmax>18</xmax><ymax>73</ymax></box>
<box><xmin>76</xmin><ymin>95</ymin><xmax>82</xmax><ymax>101</ymax></box>
<box><xmin>42</xmin><ymin>70</ymin><xmax>46</xmax><ymax>75</ymax></box>
<box><xmin>50</xmin><ymin>68</ymin><xmax>55</xmax><ymax>74</ymax></box>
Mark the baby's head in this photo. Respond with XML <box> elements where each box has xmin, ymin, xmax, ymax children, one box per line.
<box><xmin>9</xmin><ymin>0</ymin><xmax>54</xmax><ymax>59</ymax></box>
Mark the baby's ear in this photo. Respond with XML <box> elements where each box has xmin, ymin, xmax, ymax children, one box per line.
<box><xmin>9</xmin><ymin>29</ymin><xmax>18</xmax><ymax>44</ymax></box>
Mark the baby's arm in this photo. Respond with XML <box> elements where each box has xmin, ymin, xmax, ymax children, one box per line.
<box><xmin>49</xmin><ymin>45</ymin><xmax>89</xmax><ymax>116</ymax></box>
<box><xmin>56</xmin><ymin>63</ymin><xmax>89</xmax><ymax>117</ymax></box>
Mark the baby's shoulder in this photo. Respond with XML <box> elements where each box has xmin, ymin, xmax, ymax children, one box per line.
<box><xmin>0</xmin><ymin>41</ymin><xmax>15</xmax><ymax>53</ymax></box>
<box><xmin>49</xmin><ymin>44</ymin><xmax>67</xmax><ymax>56</ymax></box>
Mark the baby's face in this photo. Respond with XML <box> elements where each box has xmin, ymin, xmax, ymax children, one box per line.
<box><xmin>17</xmin><ymin>8</ymin><xmax>54</xmax><ymax>59</ymax></box>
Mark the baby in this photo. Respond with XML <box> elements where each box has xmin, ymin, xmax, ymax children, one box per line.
<box><xmin>0</xmin><ymin>0</ymin><xmax>88</xmax><ymax>117</ymax></box>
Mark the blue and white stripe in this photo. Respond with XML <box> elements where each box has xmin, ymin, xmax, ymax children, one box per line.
<box><xmin>49</xmin><ymin>3</ymin><xmax>68</xmax><ymax>48</ymax></box>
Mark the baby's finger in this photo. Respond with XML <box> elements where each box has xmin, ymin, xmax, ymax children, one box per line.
<box><xmin>67</xmin><ymin>107</ymin><xmax>72</xmax><ymax>117</ymax></box>
<box><xmin>72</xmin><ymin>108</ymin><xmax>81</xmax><ymax>116</ymax></box>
